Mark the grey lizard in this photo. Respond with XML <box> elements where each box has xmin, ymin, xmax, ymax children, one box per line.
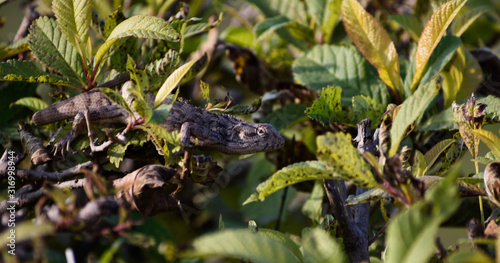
<box><xmin>32</xmin><ymin>89</ymin><xmax>285</xmax><ymax>155</ymax></box>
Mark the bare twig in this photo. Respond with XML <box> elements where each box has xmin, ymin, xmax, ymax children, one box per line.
<box><xmin>16</xmin><ymin>161</ymin><xmax>93</xmax><ymax>181</ymax></box>
<box><xmin>83</xmin><ymin>106</ymin><xmax>127</xmax><ymax>153</ymax></box>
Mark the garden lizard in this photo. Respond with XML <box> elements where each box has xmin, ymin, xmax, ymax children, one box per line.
<box><xmin>32</xmin><ymin>89</ymin><xmax>285</xmax><ymax>155</ymax></box>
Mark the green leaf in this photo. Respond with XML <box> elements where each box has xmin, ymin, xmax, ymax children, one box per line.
<box><xmin>447</xmin><ymin>250</ymin><xmax>494</xmax><ymax>263</ymax></box>
<box><xmin>249</xmin><ymin>161</ymin><xmax>336</xmax><ymax>202</ymax></box>
<box><xmin>411</xmin><ymin>0</ymin><xmax>467</xmax><ymax>90</ymax></box>
<box><xmin>350</xmin><ymin>95</ymin><xmax>385</xmax><ymax>128</ymax></box>
<box><xmin>246</xmin><ymin>0</ymin><xmax>308</xmax><ymax>22</ymax></box>
<box><xmin>317</xmin><ymin>132</ymin><xmax>378</xmax><ymax>188</ymax></box>
<box><xmin>245</xmin><ymin>0</ymin><xmax>310</xmax><ymax>50</ymax></box>
<box><xmin>240</xmin><ymin>154</ymin><xmax>296</xmax><ymax>223</ymax></box>
<box><xmin>221</xmin><ymin>26</ymin><xmax>254</xmax><ymax>48</ymax></box>
<box><xmin>346</xmin><ymin>188</ymin><xmax>388</xmax><ymax>205</ymax></box>
<box><xmin>389</xmin><ymin>14</ymin><xmax>423</xmax><ymax>41</ymax></box>
<box><xmin>154</xmin><ymin>58</ymin><xmax>198</xmax><ymax>108</ymax></box>
<box><xmin>0</xmin><ymin>221</ymin><xmax>55</xmax><ymax>244</ymax></box>
<box><xmin>424</xmin><ymin>138</ymin><xmax>455</xmax><ymax>173</ymax></box>
<box><xmin>306</xmin><ymin>0</ymin><xmax>342</xmax><ymax>43</ymax></box>
<box><xmin>442</xmin><ymin>45</ymin><xmax>483</xmax><ymax>107</ymax></box>
<box><xmin>385</xmin><ymin>165</ymin><xmax>460</xmax><ymax>263</ymax></box>
<box><xmin>0</xmin><ymin>60</ymin><xmax>76</xmax><ymax>87</ymax></box>
<box><xmin>302</xmin><ymin>228</ymin><xmax>347</xmax><ymax>263</ymax></box>
<box><xmin>200</xmin><ymin>80</ymin><xmax>210</xmax><ymax>102</ymax></box>
<box><xmin>108</xmin><ymin>131</ymin><xmax>147</xmax><ymax>168</ymax></box>
<box><xmin>254</xmin><ymin>15</ymin><xmax>313</xmax><ymax>43</ymax></box>
<box><xmin>180</xmin><ymin>229</ymin><xmax>302</xmax><ymax>263</ymax></box>
<box><xmin>301</xmin><ymin>181</ymin><xmax>325</xmax><ymax>222</ymax></box>
<box><xmin>478</xmin><ymin>95</ymin><xmax>500</xmax><ymax>119</ymax></box>
<box><xmin>11</xmin><ymin>97</ymin><xmax>48</xmax><ymax>112</ymax></box>
<box><xmin>471</xmin><ymin>129</ymin><xmax>500</xmax><ymax>157</ymax></box>
<box><xmin>305</xmin><ymin>86</ymin><xmax>345</xmax><ymax>126</ymax></box>
<box><xmin>419</xmin><ymin>106</ymin><xmax>455</xmax><ymax>131</ymax></box>
<box><xmin>0</xmin><ymin>37</ymin><xmax>30</xmax><ymax>60</ymax></box>
<box><xmin>412</xmin><ymin>150</ymin><xmax>427</xmax><ymax>177</ymax></box>
<box><xmin>293</xmin><ymin>44</ymin><xmax>390</xmax><ymax>105</ymax></box>
<box><xmin>261</xmin><ymin>103</ymin><xmax>309</xmax><ymax>132</ymax></box>
<box><xmin>28</xmin><ymin>17</ymin><xmax>85</xmax><ymax>86</ymax></box>
<box><xmin>452</xmin><ymin>4</ymin><xmax>494</xmax><ymax>37</ymax></box>
<box><xmin>52</xmin><ymin>0</ymin><xmax>92</xmax><ymax>59</ymax></box>
<box><xmin>95</xmin><ymin>15</ymin><xmax>180</xmax><ymax>69</ymax></box>
<box><xmin>420</xmin><ymin>35</ymin><xmax>461</xmax><ymax>86</ymax></box>
<box><xmin>389</xmin><ymin>79</ymin><xmax>440</xmax><ymax>156</ymax></box>
<box><xmin>254</xmin><ymin>16</ymin><xmax>292</xmax><ymax>40</ymax></box>
<box><xmin>342</xmin><ymin>0</ymin><xmax>403</xmax><ymax>99</ymax></box>
<box><xmin>99</xmin><ymin>87</ymin><xmax>134</xmax><ymax>116</ymax></box>
<box><xmin>151</xmin><ymin>103</ymin><xmax>173</xmax><ymax>125</ymax></box>
<box><xmin>184</xmin><ymin>13</ymin><xmax>222</xmax><ymax>38</ymax></box>
<box><xmin>144</xmin><ymin>50</ymin><xmax>180</xmax><ymax>92</ymax></box>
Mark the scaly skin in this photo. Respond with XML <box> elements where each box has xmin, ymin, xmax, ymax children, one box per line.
<box><xmin>32</xmin><ymin>89</ymin><xmax>285</xmax><ymax>155</ymax></box>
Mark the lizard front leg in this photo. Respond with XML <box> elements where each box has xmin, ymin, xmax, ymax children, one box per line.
<box><xmin>52</xmin><ymin>112</ymin><xmax>86</xmax><ymax>155</ymax></box>
<box><xmin>179</xmin><ymin>122</ymin><xmax>224</xmax><ymax>149</ymax></box>
<box><xmin>174</xmin><ymin>122</ymin><xmax>223</xmax><ymax>194</ymax></box>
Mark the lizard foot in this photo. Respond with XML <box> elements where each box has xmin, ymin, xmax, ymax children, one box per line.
<box><xmin>51</xmin><ymin>131</ymin><xmax>76</xmax><ymax>156</ymax></box>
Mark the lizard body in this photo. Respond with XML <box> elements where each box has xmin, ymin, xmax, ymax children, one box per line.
<box><xmin>32</xmin><ymin>89</ymin><xmax>285</xmax><ymax>155</ymax></box>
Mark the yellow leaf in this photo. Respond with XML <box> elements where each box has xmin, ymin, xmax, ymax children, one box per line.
<box><xmin>154</xmin><ymin>59</ymin><xmax>198</xmax><ymax>108</ymax></box>
<box><xmin>411</xmin><ymin>0</ymin><xmax>467</xmax><ymax>90</ymax></box>
<box><xmin>341</xmin><ymin>0</ymin><xmax>402</xmax><ymax>100</ymax></box>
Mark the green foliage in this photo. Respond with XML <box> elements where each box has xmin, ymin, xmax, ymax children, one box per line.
<box><xmin>5</xmin><ymin>0</ymin><xmax>500</xmax><ymax>261</ymax></box>
<box><xmin>28</xmin><ymin>16</ymin><xmax>85</xmax><ymax>86</ymax></box>
<box><xmin>389</xmin><ymin>79</ymin><xmax>440</xmax><ymax>156</ymax></box>
<box><xmin>292</xmin><ymin>44</ymin><xmax>390</xmax><ymax>105</ymax></box>
<box><xmin>385</xmin><ymin>165</ymin><xmax>460</xmax><ymax>263</ymax></box>
<box><xmin>317</xmin><ymin>132</ymin><xmax>378</xmax><ymax>188</ymax></box>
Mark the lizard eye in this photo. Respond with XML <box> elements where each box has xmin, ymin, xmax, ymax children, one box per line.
<box><xmin>257</xmin><ymin>126</ymin><xmax>266</xmax><ymax>136</ymax></box>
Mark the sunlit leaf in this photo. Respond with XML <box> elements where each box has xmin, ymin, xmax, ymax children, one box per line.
<box><xmin>342</xmin><ymin>0</ymin><xmax>403</xmax><ymax>100</ymax></box>
<box><xmin>471</xmin><ymin>129</ymin><xmax>500</xmax><ymax>157</ymax></box>
<box><xmin>0</xmin><ymin>37</ymin><xmax>29</xmax><ymax>60</ymax></box>
<box><xmin>317</xmin><ymin>132</ymin><xmax>378</xmax><ymax>188</ymax></box>
<box><xmin>305</xmin><ymin>85</ymin><xmax>346</xmax><ymax>126</ymax></box>
<box><xmin>12</xmin><ymin>97</ymin><xmax>48</xmax><ymax>112</ymax></box>
<box><xmin>28</xmin><ymin>17</ymin><xmax>85</xmax><ymax>86</ymax></box>
<box><xmin>246</xmin><ymin>161</ymin><xmax>335</xmax><ymax>203</ymax></box>
<box><xmin>411</xmin><ymin>0</ymin><xmax>467</xmax><ymax>90</ymax></box>
<box><xmin>155</xmin><ymin>58</ymin><xmax>198</xmax><ymax>108</ymax></box>
<box><xmin>420</xmin><ymin>35</ymin><xmax>461</xmax><ymax>86</ymax></box>
<box><xmin>95</xmin><ymin>15</ymin><xmax>180</xmax><ymax>69</ymax></box>
<box><xmin>0</xmin><ymin>60</ymin><xmax>76</xmax><ymax>87</ymax></box>
<box><xmin>442</xmin><ymin>45</ymin><xmax>483</xmax><ymax>107</ymax></box>
<box><xmin>52</xmin><ymin>0</ymin><xmax>92</xmax><ymax>59</ymax></box>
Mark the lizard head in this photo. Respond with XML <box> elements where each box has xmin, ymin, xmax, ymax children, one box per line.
<box><xmin>224</xmin><ymin>123</ymin><xmax>285</xmax><ymax>154</ymax></box>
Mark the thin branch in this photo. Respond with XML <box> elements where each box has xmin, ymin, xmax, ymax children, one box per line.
<box><xmin>15</xmin><ymin>161</ymin><xmax>93</xmax><ymax>181</ymax></box>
